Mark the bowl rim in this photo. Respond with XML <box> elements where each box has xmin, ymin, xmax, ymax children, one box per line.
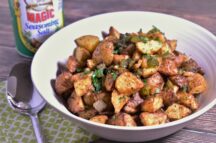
<box><xmin>31</xmin><ymin>11</ymin><xmax>216</xmax><ymax>130</ymax></box>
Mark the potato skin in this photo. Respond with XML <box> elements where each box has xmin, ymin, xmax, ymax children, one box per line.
<box><xmin>140</xmin><ymin>112</ymin><xmax>168</xmax><ymax>126</ymax></box>
<box><xmin>90</xmin><ymin>115</ymin><xmax>108</xmax><ymax>124</ymax></box>
<box><xmin>159</xmin><ymin>58</ymin><xmax>178</xmax><ymax>76</ymax></box>
<box><xmin>115</xmin><ymin>72</ymin><xmax>144</xmax><ymax>95</ymax></box>
<box><xmin>124</xmin><ymin>92</ymin><xmax>144</xmax><ymax>114</ymax></box>
<box><xmin>55</xmin><ymin>72</ymin><xmax>73</xmax><ymax>95</ymax></box>
<box><xmin>111</xmin><ymin>90</ymin><xmax>129</xmax><ymax>113</ymax></box>
<box><xmin>141</xmin><ymin>95</ymin><xmax>163</xmax><ymax>113</ymax></box>
<box><xmin>75</xmin><ymin>35</ymin><xmax>99</xmax><ymax>53</ymax></box>
<box><xmin>66</xmin><ymin>56</ymin><xmax>79</xmax><ymax>73</ymax></box>
<box><xmin>170</xmin><ymin>75</ymin><xmax>188</xmax><ymax>88</ymax></box>
<box><xmin>92</xmin><ymin>41</ymin><xmax>114</xmax><ymax>66</ymax></box>
<box><xmin>78</xmin><ymin>108</ymin><xmax>97</xmax><ymax>119</ymax></box>
<box><xmin>147</xmin><ymin>72</ymin><xmax>164</xmax><ymax>95</ymax></box>
<box><xmin>104</xmin><ymin>73</ymin><xmax>115</xmax><ymax>91</ymax></box>
<box><xmin>74</xmin><ymin>74</ymin><xmax>94</xmax><ymax>96</ymax></box>
<box><xmin>160</xmin><ymin>90</ymin><xmax>177</xmax><ymax>106</ymax></box>
<box><xmin>165</xmin><ymin>103</ymin><xmax>191</xmax><ymax>120</ymax></box>
<box><xmin>108</xmin><ymin>113</ymin><xmax>137</xmax><ymax>126</ymax></box>
<box><xmin>67</xmin><ymin>92</ymin><xmax>85</xmax><ymax>113</ymax></box>
<box><xmin>75</xmin><ymin>47</ymin><xmax>91</xmax><ymax>64</ymax></box>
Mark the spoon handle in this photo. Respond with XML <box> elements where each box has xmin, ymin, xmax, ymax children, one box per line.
<box><xmin>30</xmin><ymin>114</ymin><xmax>45</xmax><ymax>143</ymax></box>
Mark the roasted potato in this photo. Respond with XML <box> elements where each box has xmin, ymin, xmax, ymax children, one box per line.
<box><xmin>113</xmin><ymin>54</ymin><xmax>129</xmax><ymax>64</ymax></box>
<box><xmin>165</xmin><ymin>103</ymin><xmax>191</xmax><ymax>120</ymax></box>
<box><xmin>140</xmin><ymin>112</ymin><xmax>168</xmax><ymax>126</ymax></box>
<box><xmin>159</xmin><ymin>58</ymin><xmax>178</xmax><ymax>76</ymax></box>
<box><xmin>124</xmin><ymin>92</ymin><xmax>144</xmax><ymax>114</ymax></box>
<box><xmin>78</xmin><ymin>108</ymin><xmax>97</xmax><ymax>119</ymax></box>
<box><xmin>75</xmin><ymin>35</ymin><xmax>99</xmax><ymax>53</ymax></box>
<box><xmin>115</xmin><ymin>72</ymin><xmax>144</xmax><ymax>95</ymax></box>
<box><xmin>66</xmin><ymin>56</ymin><xmax>79</xmax><ymax>73</ymax></box>
<box><xmin>181</xmin><ymin>59</ymin><xmax>204</xmax><ymax>74</ymax></box>
<box><xmin>87</xmin><ymin>59</ymin><xmax>97</xmax><ymax>69</ymax></box>
<box><xmin>167</xmin><ymin>40</ymin><xmax>177</xmax><ymax>52</ymax></box>
<box><xmin>74</xmin><ymin>74</ymin><xmax>94</xmax><ymax>96</ymax></box>
<box><xmin>111</xmin><ymin>90</ymin><xmax>129</xmax><ymax>113</ymax></box>
<box><xmin>160</xmin><ymin>90</ymin><xmax>177</xmax><ymax>106</ymax></box>
<box><xmin>187</xmin><ymin>73</ymin><xmax>207</xmax><ymax>94</ymax></box>
<box><xmin>104</xmin><ymin>73</ymin><xmax>116</xmax><ymax>91</ymax></box>
<box><xmin>147</xmin><ymin>72</ymin><xmax>164</xmax><ymax>95</ymax></box>
<box><xmin>83</xmin><ymin>92</ymin><xmax>95</xmax><ymax>106</ymax></box>
<box><xmin>75</xmin><ymin>47</ymin><xmax>91</xmax><ymax>64</ymax></box>
<box><xmin>108</xmin><ymin>113</ymin><xmax>137</xmax><ymax>126</ymax></box>
<box><xmin>109</xmin><ymin>26</ymin><xmax>120</xmax><ymax>39</ymax></box>
<box><xmin>92</xmin><ymin>41</ymin><xmax>114</xmax><ymax>66</ymax></box>
<box><xmin>141</xmin><ymin>95</ymin><xmax>163</xmax><ymax>113</ymax></box>
<box><xmin>67</xmin><ymin>92</ymin><xmax>85</xmax><ymax>113</ymax></box>
<box><xmin>90</xmin><ymin>115</ymin><xmax>108</xmax><ymax>124</ymax></box>
<box><xmin>170</xmin><ymin>75</ymin><xmax>188</xmax><ymax>88</ymax></box>
<box><xmin>136</xmin><ymin>40</ymin><xmax>162</xmax><ymax>54</ymax></box>
<box><xmin>55</xmin><ymin>72</ymin><xmax>73</xmax><ymax>95</ymax></box>
<box><xmin>176</xmin><ymin>91</ymin><xmax>199</xmax><ymax>110</ymax></box>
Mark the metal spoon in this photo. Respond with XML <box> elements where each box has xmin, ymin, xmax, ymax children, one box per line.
<box><xmin>6</xmin><ymin>62</ymin><xmax>46</xmax><ymax>143</ymax></box>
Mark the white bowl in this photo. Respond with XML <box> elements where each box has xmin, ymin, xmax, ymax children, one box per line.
<box><xmin>31</xmin><ymin>11</ymin><xmax>216</xmax><ymax>142</ymax></box>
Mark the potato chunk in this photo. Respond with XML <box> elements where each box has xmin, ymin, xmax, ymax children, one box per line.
<box><xmin>67</xmin><ymin>92</ymin><xmax>85</xmax><ymax>113</ymax></box>
<box><xmin>140</xmin><ymin>112</ymin><xmax>168</xmax><ymax>126</ymax></box>
<box><xmin>78</xmin><ymin>108</ymin><xmax>97</xmax><ymax>119</ymax></box>
<box><xmin>115</xmin><ymin>72</ymin><xmax>144</xmax><ymax>95</ymax></box>
<box><xmin>75</xmin><ymin>47</ymin><xmax>91</xmax><ymax>64</ymax></box>
<box><xmin>170</xmin><ymin>75</ymin><xmax>188</xmax><ymax>88</ymax></box>
<box><xmin>55</xmin><ymin>72</ymin><xmax>72</xmax><ymax>95</ymax></box>
<box><xmin>187</xmin><ymin>73</ymin><xmax>207</xmax><ymax>94</ymax></box>
<box><xmin>92</xmin><ymin>41</ymin><xmax>114</xmax><ymax>66</ymax></box>
<box><xmin>141</xmin><ymin>95</ymin><xmax>163</xmax><ymax>113</ymax></box>
<box><xmin>159</xmin><ymin>58</ymin><xmax>178</xmax><ymax>76</ymax></box>
<box><xmin>111</xmin><ymin>90</ymin><xmax>129</xmax><ymax>113</ymax></box>
<box><xmin>113</xmin><ymin>54</ymin><xmax>129</xmax><ymax>64</ymax></box>
<box><xmin>124</xmin><ymin>92</ymin><xmax>144</xmax><ymax>114</ymax></box>
<box><xmin>167</xmin><ymin>40</ymin><xmax>177</xmax><ymax>52</ymax></box>
<box><xmin>136</xmin><ymin>40</ymin><xmax>162</xmax><ymax>54</ymax></box>
<box><xmin>176</xmin><ymin>92</ymin><xmax>199</xmax><ymax>110</ymax></box>
<box><xmin>75</xmin><ymin>35</ymin><xmax>99</xmax><ymax>53</ymax></box>
<box><xmin>104</xmin><ymin>73</ymin><xmax>116</xmax><ymax>91</ymax></box>
<box><xmin>87</xmin><ymin>59</ymin><xmax>97</xmax><ymax>69</ymax></box>
<box><xmin>165</xmin><ymin>103</ymin><xmax>191</xmax><ymax>120</ymax></box>
<box><xmin>109</xmin><ymin>26</ymin><xmax>120</xmax><ymax>39</ymax></box>
<box><xmin>66</xmin><ymin>56</ymin><xmax>79</xmax><ymax>73</ymax></box>
<box><xmin>147</xmin><ymin>72</ymin><xmax>164</xmax><ymax>95</ymax></box>
<box><xmin>108</xmin><ymin>113</ymin><xmax>137</xmax><ymax>126</ymax></box>
<box><xmin>160</xmin><ymin>90</ymin><xmax>177</xmax><ymax>106</ymax></box>
<box><xmin>90</xmin><ymin>115</ymin><xmax>108</xmax><ymax>124</ymax></box>
<box><xmin>74</xmin><ymin>75</ymin><xmax>94</xmax><ymax>96</ymax></box>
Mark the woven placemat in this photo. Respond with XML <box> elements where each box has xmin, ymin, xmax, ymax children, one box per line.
<box><xmin>0</xmin><ymin>81</ymin><xmax>98</xmax><ymax>143</ymax></box>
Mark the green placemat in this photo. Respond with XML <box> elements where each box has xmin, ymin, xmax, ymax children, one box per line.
<box><xmin>0</xmin><ymin>81</ymin><xmax>98</xmax><ymax>143</ymax></box>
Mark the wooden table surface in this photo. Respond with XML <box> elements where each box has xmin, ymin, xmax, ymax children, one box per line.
<box><xmin>1</xmin><ymin>0</ymin><xmax>216</xmax><ymax>142</ymax></box>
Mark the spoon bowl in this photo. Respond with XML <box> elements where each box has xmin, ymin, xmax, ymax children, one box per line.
<box><xmin>6</xmin><ymin>62</ymin><xmax>46</xmax><ymax>143</ymax></box>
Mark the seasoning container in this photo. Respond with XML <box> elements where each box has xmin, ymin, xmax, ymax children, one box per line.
<box><xmin>8</xmin><ymin>0</ymin><xmax>64</xmax><ymax>58</ymax></box>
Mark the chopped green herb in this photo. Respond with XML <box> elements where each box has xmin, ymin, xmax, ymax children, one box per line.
<box><xmin>76</xmin><ymin>68</ymin><xmax>83</xmax><ymax>73</ymax></box>
<box><xmin>147</xmin><ymin>56</ymin><xmax>159</xmax><ymax>68</ymax></box>
<box><xmin>182</xmin><ymin>85</ymin><xmax>188</xmax><ymax>92</ymax></box>
<box><xmin>148</xmin><ymin>25</ymin><xmax>162</xmax><ymax>34</ymax></box>
<box><xmin>143</xmin><ymin>79</ymin><xmax>147</xmax><ymax>84</ymax></box>
<box><xmin>111</xmin><ymin>72</ymin><xmax>118</xmax><ymax>80</ymax></box>
<box><xmin>94</xmin><ymin>69</ymin><xmax>104</xmax><ymax>78</ymax></box>
<box><xmin>92</xmin><ymin>73</ymin><xmax>102</xmax><ymax>92</ymax></box>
